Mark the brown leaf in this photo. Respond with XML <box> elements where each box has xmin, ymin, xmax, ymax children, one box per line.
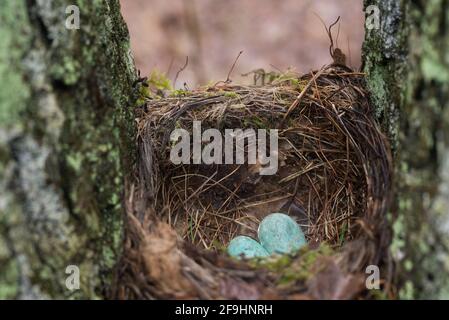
<box><xmin>141</xmin><ymin>223</ymin><xmax>196</xmax><ymax>297</ymax></box>
<box><xmin>306</xmin><ymin>257</ymin><xmax>365</xmax><ymax>300</ymax></box>
<box><xmin>219</xmin><ymin>278</ymin><xmax>262</xmax><ymax>300</ymax></box>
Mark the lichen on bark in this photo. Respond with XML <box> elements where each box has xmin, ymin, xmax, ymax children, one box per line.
<box><xmin>0</xmin><ymin>0</ymin><xmax>137</xmax><ymax>298</ymax></box>
<box><xmin>363</xmin><ymin>0</ymin><xmax>449</xmax><ymax>299</ymax></box>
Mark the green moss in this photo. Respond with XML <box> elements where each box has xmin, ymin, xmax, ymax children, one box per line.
<box><xmin>135</xmin><ymin>70</ymin><xmax>175</xmax><ymax>103</ymax></box>
<box><xmin>368</xmin><ymin>289</ymin><xmax>390</xmax><ymax>300</ymax></box>
<box><xmin>50</xmin><ymin>56</ymin><xmax>81</xmax><ymax>86</ymax></box>
<box><xmin>171</xmin><ymin>89</ymin><xmax>190</xmax><ymax>97</ymax></box>
<box><xmin>147</xmin><ymin>70</ymin><xmax>173</xmax><ymax>92</ymax></box>
<box><xmin>0</xmin><ymin>236</ymin><xmax>19</xmax><ymax>299</ymax></box>
<box><xmin>390</xmin><ymin>212</ymin><xmax>406</xmax><ymax>258</ymax></box>
<box><xmin>0</xmin><ymin>0</ymin><xmax>31</xmax><ymax>127</ymax></box>
<box><xmin>249</xmin><ymin>244</ymin><xmax>334</xmax><ymax>284</ymax></box>
<box><xmin>399</xmin><ymin>281</ymin><xmax>415</xmax><ymax>300</ymax></box>
<box><xmin>365</xmin><ymin>67</ymin><xmax>389</xmax><ymax>119</ymax></box>
<box><xmin>415</xmin><ymin>0</ymin><xmax>449</xmax><ymax>83</ymax></box>
<box><xmin>223</xmin><ymin>91</ymin><xmax>240</xmax><ymax>99</ymax></box>
<box><xmin>67</xmin><ymin>153</ymin><xmax>83</xmax><ymax>172</ymax></box>
<box><xmin>271</xmin><ymin>73</ymin><xmax>303</xmax><ymax>87</ymax></box>
<box><xmin>277</xmin><ymin>244</ymin><xmax>334</xmax><ymax>284</ymax></box>
<box><xmin>136</xmin><ymin>83</ymin><xmax>151</xmax><ymax>105</ymax></box>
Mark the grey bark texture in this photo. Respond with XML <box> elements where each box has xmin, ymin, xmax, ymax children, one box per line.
<box><xmin>363</xmin><ymin>0</ymin><xmax>449</xmax><ymax>298</ymax></box>
<box><xmin>0</xmin><ymin>0</ymin><xmax>137</xmax><ymax>299</ymax></box>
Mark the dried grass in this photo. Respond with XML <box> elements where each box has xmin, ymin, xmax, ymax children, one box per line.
<box><xmin>112</xmin><ymin>65</ymin><xmax>393</xmax><ymax>299</ymax></box>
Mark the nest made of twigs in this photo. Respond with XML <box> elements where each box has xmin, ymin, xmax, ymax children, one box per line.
<box><xmin>111</xmin><ymin>65</ymin><xmax>393</xmax><ymax>300</ymax></box>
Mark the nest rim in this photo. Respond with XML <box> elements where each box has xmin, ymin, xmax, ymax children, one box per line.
<box><xmin>113</xmin><ymin>65</ymin><xmax>394</xmax><ymax>300</ymax></box>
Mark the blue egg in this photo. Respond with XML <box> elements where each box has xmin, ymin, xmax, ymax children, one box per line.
<box><xmin>258</xmin><ymin>213</ymin><xmax>307</xmax><ymax>255</ymax></box>
<box><xmin>227</xmin><ymin>235</ymin><xmax>270</xmax><ymax>259</ymax></box>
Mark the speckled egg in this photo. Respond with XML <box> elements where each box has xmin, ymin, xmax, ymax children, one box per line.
<box><xmin>258</xmin><ymin>213</ymin><xmax>307</xmax><ymax>255</ymax></box>
<box><xmin>227</xmin><ymin>235</ymin><xmax>270</xmax><ymax>259</ymax></box>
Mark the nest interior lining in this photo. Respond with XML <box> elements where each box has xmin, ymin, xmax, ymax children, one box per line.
<box><xmin>136</xmin><ymin>67</ymin><xmax>385</xmax><ymax>252</ymax></box>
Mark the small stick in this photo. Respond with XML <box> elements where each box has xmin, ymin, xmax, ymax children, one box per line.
<box><xmin>282</xmin><ymin>66</ymin><xmax>327</xmax><ymax>122</ymax></box>
<box><xmin>225</xmin><ymin>50</ymin><xmax>244</xmax><ymax>83</ymax></box>
<box><xmin>174</xmin><ymin>56</ymin><xmax>189</xmax><ymax>88</ymax></box>
<box><xmin>328</xmin><ymin>16</ymin><xmax>341</xmax><ymax>59</ymax></box>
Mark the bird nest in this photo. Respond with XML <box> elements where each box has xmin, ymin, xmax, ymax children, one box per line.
<box><xmin>111</xmin><ymin>65</ymin><xmax>393</xmax><ymax>299</ymax></box>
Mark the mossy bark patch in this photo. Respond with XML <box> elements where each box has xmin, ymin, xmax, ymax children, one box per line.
<box><xmin>363</xmin><ymin>0</ymin><xmax>449</xmax><ymax>299</ymax></box>
<box><xmin>0</xmin><ymin>0</ymin><xmax>137</xmax><ymax>298</ymax></box>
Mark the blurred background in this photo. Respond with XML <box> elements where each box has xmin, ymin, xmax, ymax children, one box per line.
<box><xmin>120</xmin><ymin>0</ymin><xmax>365</xmax><ymax>88</ymax></box>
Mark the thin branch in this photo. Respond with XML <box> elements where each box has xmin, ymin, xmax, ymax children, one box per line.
<box><xmin>174</xmin><ymin>56</ymin><xmax>189</xmax><ymax>88</ymax></box>
<box><xmin>225</xmin><ymin>50</ymin><xmax>243</xmax><ymax>83</ymax></box>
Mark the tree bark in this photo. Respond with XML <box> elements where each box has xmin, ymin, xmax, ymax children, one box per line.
<box><xmin>0</xmin><ymin>0</ymin><xmax>137</xmax><ymax>299</ymax></box>
<box><xmin>363</xmin><ymin>0</ymin><xmax>449</xmax><ymax>298</ymax></box>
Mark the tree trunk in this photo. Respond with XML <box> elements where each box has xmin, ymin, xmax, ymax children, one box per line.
<box><xmin>0</xmin><ymin>0</ymin><xmax>137</xmax><ymax>299</ymax></box>
<box><xmin>363</xmin><ymin>0</ymin><xmax>449</xmax><ymax>298</ymax></box>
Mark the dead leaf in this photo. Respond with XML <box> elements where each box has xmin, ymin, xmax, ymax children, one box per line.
<box><xmin>306</xmin><ymin>257</ymin><xmax>365</xmax><ymax>299</ymax></box>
